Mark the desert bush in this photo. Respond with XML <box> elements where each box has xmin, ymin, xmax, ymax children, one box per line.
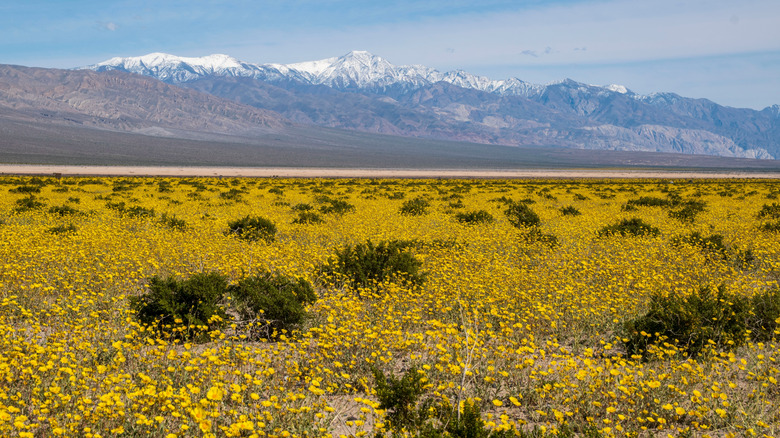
<box><xmin>599</xmin><ymin>218</ymin><xmax>659</xmax><ymax>237</ymax></box>
<box><xmin>668</xmin><ymin>200</ymin><xmax>707</xmax><ymax>223</ymax></box>
<box><xmin>320</xmin><ymin>240</ymin><xmax>425</xmax><ymax>288</ymax></box>
<box><xmin>47</xmin><ymin>224</ymin><xmax>77</xmax><ymax>235</ymax></box>
<box><xmin>292</xmin><ymin>211</ymin><xmax>324</xmax><ymax>224</ymax></box>
<box><xmin>159</xmin><ymin>213</ymin><xmax>187</xmax><ymax>230</ymax></box>
<box><xmin>625</xmin><ymin>196</ymin><xmax>671</xmax><ymax>207</ymax></box>
<box><xmin>229</xmin><ymin>271</ymin><xmax>316</xmax><ymax>340</ymax></box>
<box><xmin>748</xmin><ymin>287</ymin><xmax>780</xmax><ymax>342</ymax></box>
<box><xmin>291</xmin><ymin>203</ymin><xmax>314</xmax><ymax>212</ymax></box>
<box><xmin>372</xmin><ymin>366</ymin><xmax>427</xmax><ymax>433</ymax></box>
<box><xmin>524</xmin><ymin>228</ymin><xmax>559</xmax><ymax>247</ymax></box>
<box><xmin>125</xmin><ymin>205</ymin><xmax>155</xmax><ymax>218</ymax></box>
<box><xmin>14</xmin><ymin>195</ymin><xmax>46</xmax><ymax>213</ymax></box>
<box><xmin>400</xmin><ymin>197</ymin><xmax>430</xmax><ymax>216</ymax></box>
<box><xmin>219</xmin><ymin>188</ymin><xmax>245</xmax><ymax>201</ymax></box>
<box><xmin>227</xmin><ymin>215</ymin><xmax>277</xmax><ymax>242</ymax></box>
<box><xmin>757</xmin><ymin>202</ymin><xmax>780</xmax><ymax>219</ymax></box>
<box><xmin>48</xmin><ymin>205</ymin><xmax>80</xmax><ymax>216</ymax></box>
<box><xmin>673</xmin><ymin>232</ymin><xmax>727</xmax><ymax>256</ymax></box>
<box><xmin>560</xmin><ymin>205</ymin><xmax>581</xmax><ymax>216</ymax></box>
<box><xmin>622</xmin><ymin>284</ymin><xmax>751</xmax><ymax>359</ymax></box>
<box><xmin>9</xmin><ymin>185</ymin><xmax>41</xmax><ymax>194</ymax></box>
<box><xmin>760</xmin><ymin>220</ymin><xmax>780</xmax><ymax>232</ymax></box>
<box><xmin>505</xmin><ymin>202</ymin><xmax>540</xmax><ymax>228</ymax></box>
<box><xmin>455</xmin><ymin>210</ymin><xmax>494</xmax><ymax>225</ymax></box>
<box><xmin>319</xmin><ymin>199</ymin><xmax>355</xmax><ymax>215</ymax></box>
<box><xmin>130</xmin><ymin>272</ymin><xmax>230</xmax><ymax>342</ymax></box>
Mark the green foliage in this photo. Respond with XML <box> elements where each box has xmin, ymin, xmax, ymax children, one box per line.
<box><xmin>125</xmin><ymin>205</ymin><xmax>156</xmax><ymax>218</ymax></box>
<box><xmin>668</xmin><ymin>200</ymin><xmax>707</xmax><ymax>223</ymax></box>
<box><xmin>372</xmin><ymin>367</ymin><xmax>515</xmax><ymax>438</ymax></box>
<box><xmin>523</xmin><ymin>228</ymin><xmax>559</xmax><ymax>247</ymax></box>
<box><xmin>673</xmin><ymin>232</ymin><xmax>727</xmax><ymax>256</ymax></box>
<box><xmin>14</xmin><ymin>195</ymin><xmax>46</xmax><ymax>213</ymax></box>
<box><xmin>48</xmin><ymin>205</ymin><xmax>80</xmax><ymax>216</ymax></box>
<box><xmin>159</xmin><ymin>213</ymin><xmax>187</xmax><ymax>230</ymax></box>
<box><xmin>291</xmin><ymin>203</ymin><xmax>314</xmax><ymax>212</ymax></box>
<box><xmin>229</xmin><ymin>271</ymin><xmax>316</xmax><ymax>340</ymax></box>
<box><xmin>455</xmin><ymin>210</ymin><xmax>494</xmax><ymax>225</ymax></box>
<box><xmin>227</xmin><ymin>215</ymin><xmax>277</xmax><ymax>242</ymax></box>
<box><xmin>400</xmin><ymin>197</ymin><xmax>430</xmax><ymax>216</ymax></box>
<box><xmin>373</xmin><ymin>367</ymin><xmax>427</xmax><ymax>433</ymax></box>
<box><xmin>625</xmin><ymin>196</ymin><xmax>671</xmax><ymax>207</ymax></box>
<box><xmin>9</xmin><ymin>185</ymin><xmax>41</xmax><ymax>194</ymax></box>
<box><xmin>757</xmin><ymin>202</ymin><xmax>780</xmax><ymax>219</ymax></box>
<box><xmin>292</xmin><ymin>211</ymin><xmax>324</xmax><ymax>224</ymax></box>
<box><xmin>760</xmin><ymin>220</ymin><xmax>780</xmax><ymax>232</ymax></box>
<box><xmin>622</xmin><ymin>284</ymin><xmax>751</xmax><ymax>359</ymax></box>
<box><xmin>319</xmin><ymin>199</ymin><xmax>356</xmax><ymax>215</ymax></box>
<box><xmin>320</xmin><ymin>240</ymin><xmax>425</xmax><ymax>289</ymax></box>
<box><xmin>47</xmin><ymin>224</ymin><xmax>77</xmax><ymax>235</ymax></box>
<box><xmin>748</xmin><ymin>287</ymin><xmax>780</xmax><ymax>342</ymax></box>
<box><xmin>505</xmin><ymin>202</ymin><xmax>540</xmax><ymax>228</ymax></box>
<box><xmin>599</xmin><ymin>218</ymin><xmax>659</xmax><ymax>237</ymax></box>
<box><xmin>130</xmin><ymin>272</ymin><xmax>230</xmax><ymax>342</ymax></box>
<box><xmin>560</xmin><ymin>205</ymin><xmax>581</xmax><ymax>216</ymax></box>
<box><xmin>219</xmin><ymin>188</ymin><xmax>245</xmax><ymax>201</ymax></box>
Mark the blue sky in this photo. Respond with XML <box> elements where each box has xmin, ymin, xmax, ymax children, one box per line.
<box><xmin>2</xmin><ymin>0</ymin><xmax>778</xmax><ymax>109</ymax></box>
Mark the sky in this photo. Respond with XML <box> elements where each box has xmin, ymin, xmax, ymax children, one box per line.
<box><xmin>1</xmin><ymin>0</ymin><xmax>778</xmax><ymax>110</ymax></box>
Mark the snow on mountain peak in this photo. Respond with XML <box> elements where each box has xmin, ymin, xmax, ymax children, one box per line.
<box><xmin>81</xmin><ymin>51</ymin><xmax>642</xmax><ymax>99</ymax></box>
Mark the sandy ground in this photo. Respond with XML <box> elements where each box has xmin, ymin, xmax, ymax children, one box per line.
<box><xmin>1</xmin><ymin>164</ymin><xmax>780</xmax><ymax>179</ymax></box>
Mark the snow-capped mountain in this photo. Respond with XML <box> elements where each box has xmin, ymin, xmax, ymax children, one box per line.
<box><xmin>80</xmin><ymin>51</ymin><xmax>779</xmax><ymax>160</ymax></box>
<box><xmin>86</xmin><ymin>50</ymin><xmax>554</xmax><ymax>97</ymax></box>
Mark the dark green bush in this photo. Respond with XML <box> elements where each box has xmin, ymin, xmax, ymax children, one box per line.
<box><xmin>400</xmin><ymin>198</ymin><xmax>430</xmax><ymax>216</ymax></box>
<box><xmin>14</xmin><ymin>196</ymin><xmax>46</xmax><ymax>213</ymax></box>
<box><xmin>291</xmin><ymin>203</ymin><xmax>314</xmax><ymax>212</ymax></box>
<box><xmin>219</xmin><ymin>188</ymin><xmax>245</xmax><ymax>201</ymax></box>
<box><xmin>48</xmin><ymin>205</ymin><xmax>80</xmax><ymax>216</ymax></box>
<box><xmin>524</xmin><ymin>228</ymin><xmax>559</xmax><ymax>247</ymax></box>
<box><xmin>599</xmin><ymin>218</ymin><xmax>659</xmax><ymax>237</ymax></box>
<box><xmin>373</xmin><ymin>366</ymin><xmax>427</xmax><ymax>433</ymax></box>
<box><xmin>319</xmin><ymin>199</ymin><xmax>355</xmax><ymax>215</ymax></box>
<box><xmin>455</xmin><ymin>210</ymin><xmax>494</xmax><ymax>225</ymax></box>
<box><xmin>560</xmin><ymin>205</ymin><xmax>581</xmax><ymax>216</ymax></box>
<box><xmin>292</xmin><ymin>211</ymin><xmax>324</xmax><ymax>224</ymax></box>
<box><xmin>757</xmin><ymin>203</ymin><xmax>780</xmax><ymax>219</ymax></box>
<box><xmin>320</xmin><ymin>240</ymin><xmax>425</xmax><ymax>288</ymax></box>
<box><xmin>229</xmin><ymin>271</ymin><xmax>316</xmax><ymax>340</ymax></box>
<box><xmin>505</xmin><ymin>202</ymin><xmax>540</xmax><ymax>228</ymax></box>
<box><xmin>125</xmin><ymin>205</ymin><xmax>155</xmax><ymax>218</ymax></box>
<box><xmin>130</xmin><ymin>272</ymin><xmax>230</xmax><ymax>342</ymax></box>
<box><xmin>9</xmin><ymin>185</ymin><xmax>41</xmax><ymax>194</ymax></box>
<box><xmin>622</xmin><ymin>284</ymin><xmax>751</xmax><ymax>359</ymax></box>
<box><xmin>625</xmin><ymin>196</ymin><xmax>671</xmax><ymax>207</ymax></box>
<box><xmin>673</xmin><ymin>232</ymin><xmax>727</xmax><ymax>256</ymax></box>
<box><xmin>227</xmin><ymin>215</ymin><xmax>277</xmax><ymax>242</ymax></box>
<box><xmin>47</xmin><ymin>224</ymin><xmax>77</xmax><ymax>235</ymax></box>
<box><xmin>748</xmin><ymin>287</ymin><xmax>780</xmax><ymax>342</ymax></box>
<box><xmin>668</xmin><ymin>200</ymin><xmax>707</xmax><ymax>223</ymax></box>
<box><xmin>760</xmin><ymin>220</ymin><xmax>780</xmax><ymax>232</ymax></box>
<box><xmin>159</xmin><ymin>213</ymin><xmax>187</xmax><ymax>230</ymax></box>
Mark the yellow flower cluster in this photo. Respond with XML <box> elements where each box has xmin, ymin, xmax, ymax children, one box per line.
<box><xmin>0</xmin><ymin>176</ymin><xmax>779</xmax><ymax>437</ymax></box>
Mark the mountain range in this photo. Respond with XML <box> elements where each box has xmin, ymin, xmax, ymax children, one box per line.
<box><xmin>84</xmin><ymin>50</ymin><xmax>780</xmax><ymax>160</ymax></box>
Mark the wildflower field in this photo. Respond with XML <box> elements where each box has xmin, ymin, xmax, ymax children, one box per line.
<box><xmin>1</xmin><ymin>176</ymin><xmax>780</xmax><ymax>438</ymax></box>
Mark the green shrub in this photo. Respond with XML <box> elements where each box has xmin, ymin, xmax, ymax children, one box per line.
<box><xmin>455</xmin><ymin>210</ymin><xmax>494</xmax><ymax>225</ymax></box>
<box><xmin>748</xmin><ymin>287</ymin><xmax>780</xmax><ymax>342</ymax></box>
<box><xmin>505</xmin><ymin>202</ymin><xmax>540</xmax><ymax>228</ymax></box>
<box><xmin>125</xmin><ymin>205</ymin><xmax>155</xmax><ymax>218</ymax></box>
<box><xmin>400</xmin><ymin>197</ymin><xmax>430</xmax><ymax>216</ymax></box>
<box><xmin>219</xmin><ymin>188</ymin><xmax>245</xmax><ymax>201</ymax></box>
<box><xmin>47</xmin><ymin>224</ymin><xmax>77</xmax><ymax>235</ymax></box>
<box><xmin>757</xmin><ymin>202</ymin><xmax>780</xmax><ymax>219</ymax></box>
<box><xmin>291</xmin><ymin>203</ymin><xmax>314</xmax><ymax>212</ymax></box>
<box><xmin>292</xmin><ymin>211</ymin><xmax>324</xmax><ymax>224</ymax></box>
<box><xmin>229</xmin><ymin>271</ymin><xmax>316</xmax><ymax>340</ymax></box>
<box><xmin>48</xmin><ymin>205</ymin><xmax>80</xmax><ymax>216</ymax></box>
<box><xmin>227</xmin><ymin>215</ymin><xmax>277</xmax><ymax>242</ymax></box>
<box><xmin>373</xmin><ymin>367</ymin><xmax>427</xmax><ymax>433</ymax></box>
<box><xmin>9</xmin><ymin>185</ymin><xmax>41</xmax><ymax>194</ymax></box>
<box><xmin>668</xmin><ymin>200</ymin><xmax>707</xmax><ymax>223</ymax></box>
<box><xmin>599</xmin><ymin>218</ymin><xmax>659</xmax><ymax>237</ymax></box>
<box><xmin>560</xmin><ymin>205</ymin><xmax>581</xmax><ymax>216</ymax></box>
<box><xmin>760</xmin><ymin>220</ymin><xmax>780</xmax><ymax>232</ymax></box>
<box><xmin>14</xmin><ymin>195</ymin><xmax>46</xmax><ymax>213</ymax></box>
<box><xmin>524</xmin><ymin>228</ymin><xmax>559</xmax><ymax>247</ymax></box>
<box><xmin>159</xmin><ymin>213</ymin><xmax>187</xmax><ymax>230</ymax></box>
<box><xmin>622</xmin><ymin>284</ymin><xmax>751</xmax><ymax>359</ymax></box>
<box><xmin>320</xmin><ymin>240</ymin><xmax>425</xmax><ymax>288</ymax></box>
<box><xmin>673</xmin><ymin>232</ymin><xmax>727</xmax><ymax>256</ymax></box>
<box><xmin>319</xmin><ymin>199</ymin><xmax>355</xmax><ymax>215</ymax></box>
<box><xmin>625</xmin><ymin>196</ymin><xmax>671</xmax><ymax>207</ymax></box>
<box><xmin>130</xmin><ymin>272</ymin><xmax>230</xmax><ymax>342</ymax></box>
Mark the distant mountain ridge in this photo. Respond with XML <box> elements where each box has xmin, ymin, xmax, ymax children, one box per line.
<box><xmin>71</xmin><ymin>51</ymin><xmax>780</xmax><ymax>159</ymax></box>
